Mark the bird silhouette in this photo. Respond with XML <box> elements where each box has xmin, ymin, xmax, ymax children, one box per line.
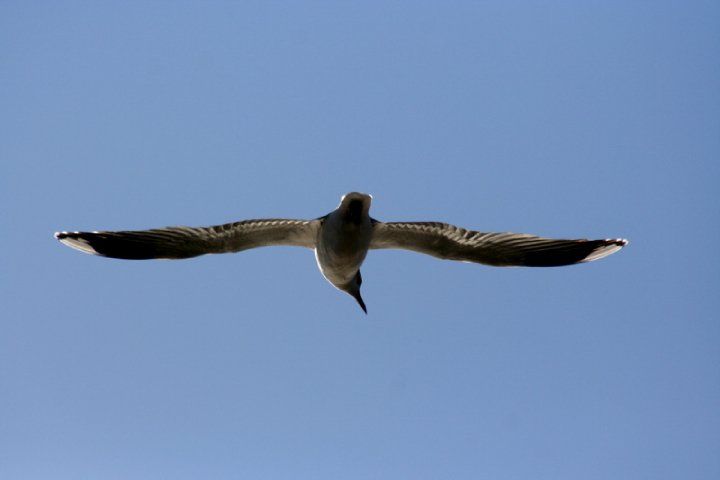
<box><xmin>55</xmin><ymin>192</ymin><xmax>628</xmax><ymax>313</ymax></box>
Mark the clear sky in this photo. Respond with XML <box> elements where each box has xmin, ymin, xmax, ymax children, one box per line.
<box><xmin>2</xmin><ymin>2</ymin><xmax>718</xmax><ymax>479</ymax></box>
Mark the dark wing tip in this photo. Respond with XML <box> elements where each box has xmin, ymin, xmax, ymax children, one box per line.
<box><xmin>54</xmin><ymin>230</ymin><xmax>102</xmax><ymax>255</ymax></box>
<box><xmin>54</xmin><ymin>228</ymin><xmax>211</xmax><ymax>259</ymax></box>
<box><xmin>580</xmin><ymin>237</ymin><xmax>629</xmax><ymax>263</ymax></box>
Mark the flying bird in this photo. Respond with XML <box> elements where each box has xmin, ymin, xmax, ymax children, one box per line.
<box><xmin>55</xmin><ymin>192</ymin><xmax>628</xmax><ymax>313</ymax></box>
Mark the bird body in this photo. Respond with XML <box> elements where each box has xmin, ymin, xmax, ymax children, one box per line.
<box><xmin>55</xmin><ymin>192</ymin><xmax>628</xmax><ymax>312</ymax></box>
<box><xmin>315</xmin><ymin>193</ymin><xmax>374</xmax><ymax>311</ymax></box>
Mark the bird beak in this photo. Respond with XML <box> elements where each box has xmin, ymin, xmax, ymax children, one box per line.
<box><xmin>350</xmin><ymin>290</ymin><xmax>367</xmax><ymax>314</ymax></box>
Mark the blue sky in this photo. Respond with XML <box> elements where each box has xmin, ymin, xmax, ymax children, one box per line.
<box><xmin>2</xmin><ymin>2</ymin><xmax>718</xmax><ymax>479</ymax></box>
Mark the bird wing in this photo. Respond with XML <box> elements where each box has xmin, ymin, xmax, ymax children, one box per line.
<box><xmin>369</xmin><ymin>221</ymin><xmax>627</xmax><ymax>267</ymax></box>
<box><xmin>55</xmin><ymin>218</ymin><xmax>320</xmax><ymax>260</ymax></box>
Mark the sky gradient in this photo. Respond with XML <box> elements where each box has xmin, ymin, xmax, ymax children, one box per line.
<box><xmin>2</xmin><ymin>2</ymin><xmax>719</xmax><ymax>479</ymax></box>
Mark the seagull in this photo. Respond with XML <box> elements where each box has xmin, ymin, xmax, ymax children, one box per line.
<box><xmin>55</xmin><ymin>192</ymin><xmax>628</xmax><ymax>313</ymax></box>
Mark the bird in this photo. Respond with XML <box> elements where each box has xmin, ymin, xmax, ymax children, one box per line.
<box><xmin>55</xmin><ymin>192</ymin><xmax>628</xmax><ymax>313</ymax></box>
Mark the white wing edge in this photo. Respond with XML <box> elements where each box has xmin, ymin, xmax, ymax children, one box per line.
<box><xmin>582</xmin><ymin>238</ymin><xmax>629</xmax><ymax>262</ymax></box>
<box><xmin>55</xmin><ymin>231</ymin><xmax>101</xmax><ymax>256</ymax></box>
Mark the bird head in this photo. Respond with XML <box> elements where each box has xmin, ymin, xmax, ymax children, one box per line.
<box><xmin>338</xmin><ymin>192</ymin><xmax>373</xmax><ymax>226</ymax></box>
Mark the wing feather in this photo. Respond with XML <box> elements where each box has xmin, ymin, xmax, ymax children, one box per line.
<box><xmin>55</xmin><ymin>218</ymin><xmax>320</xmax><ymax>260</ymax></box>
<box><xmin>370</xmin><ymin>221</ymin><xmax>627</xmax><ymax>267</ymax></box>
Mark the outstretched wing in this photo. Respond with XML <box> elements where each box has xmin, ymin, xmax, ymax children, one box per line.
<box><xmin>370</xmin><ymin>221</ymin><xmax>627</xmax><ymax>267</ymax></box>
<box><xmin>55</xmin><ymin>218</ymin><xmax>320</xmax><ymax>260</ymax></box>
